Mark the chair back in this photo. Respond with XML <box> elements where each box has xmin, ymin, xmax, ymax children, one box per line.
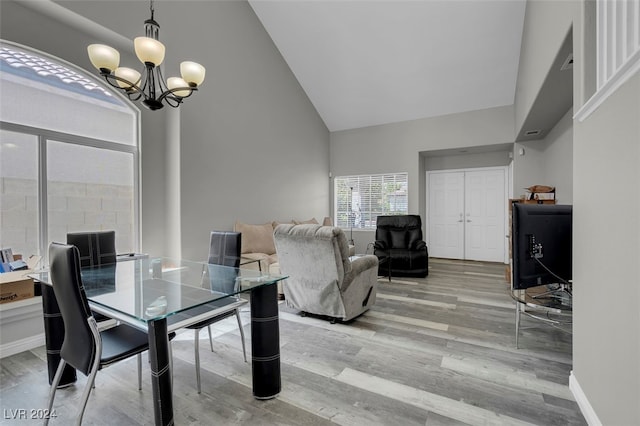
<box><xmin>206</xmin><ymin>231</ymin><xmax>241</xmax><ymax>294</ymax></box>
<box><xmin>375</xmin><ymin>215</ymin><xmax>423</xmax><ymax>249</ymax></box>
<box><xmin>67</xmin><ymin>230</ymin><xmax>117</xmax><ymax>268</ymax></box>
<box><xmin>274</xmin><ymin>224</ymin><xmax>352</xmax><ymax>287</ymax></box>
<box><xmin>208</xmin><ymin>231</ymin><xmax>241</xmax><ymax>267</ymax></box>
<box><xmin>48</xmin><ymin>242</ymin><xmax>97</xmax><ymax>376</ymax></box>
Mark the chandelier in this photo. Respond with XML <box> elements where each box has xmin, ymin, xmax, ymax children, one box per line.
<box><xmin>86</xmin><ymin>0</ymin><xmax>205</xmax><ymax>110</ymax></box>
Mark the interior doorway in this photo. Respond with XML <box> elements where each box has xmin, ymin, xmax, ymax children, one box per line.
<box><xmin>427</xmin><ymin>167</ymin><xmax>508</xmax><ymax>262</ymax></box>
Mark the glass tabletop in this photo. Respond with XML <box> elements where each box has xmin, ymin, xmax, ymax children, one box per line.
<box><xmin>30</xmin><ymin>257</ymin><xmax>287</xmax><ymax>323</ymax></box>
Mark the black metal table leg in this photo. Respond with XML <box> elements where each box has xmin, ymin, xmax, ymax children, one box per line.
<box><xmin>250</xmin><ymin>284</ymin><xmax>281</xmax><ymax>399</ymax></box>
<box><xmin>41</xmin><ymin>284</ymin><xmax>76</xmax><ymax>387</ymax></box>
<box><xmin>148</xmin><ymin>318</ymin><xmax>173</xmax><ymax>426</ymax></box>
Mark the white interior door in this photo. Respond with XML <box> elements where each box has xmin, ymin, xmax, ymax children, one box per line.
<box><xmin>428</xmin><ymin>168</ymin><xmax>506</xmax><ymax>262</ymax></box>
<box><xmin>428</xmin><ymin>172</ymin><xmax>464</xmax><ymax>259</ymax></box>
<box><xmin>464</xmin><ymin>169</ymin><xmax>505</xmax><ymax>262</ymax></box>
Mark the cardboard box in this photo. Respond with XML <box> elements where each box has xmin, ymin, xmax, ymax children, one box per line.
<box><xmin>0</xmin><ymin>270</ymin><xmax>35</xmax><ymax>304</ymax></box>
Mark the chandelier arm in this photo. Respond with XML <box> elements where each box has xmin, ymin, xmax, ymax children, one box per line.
<box><xmin>102</xmin><ymin>73</ymin><xmax>145</xmax><ymax>95</ymax></box>
<box><xmin>156</xmin><ymin>65</ymin><xmax>169</xmax><ymax>93</ymax></box>
<box><xmin>162</xmin><ymin>96</ymin><xmax>182</xmax><ymax>108</ymax></box>
<box><xmin>100</xmin><ymin>74</ymin><xmax>143</xmax><ymax>101</ymax></box>
<box><xmin>157</xmin><ymin>86</ymin><xmax>198</xmax><ymax>104</ymax></box>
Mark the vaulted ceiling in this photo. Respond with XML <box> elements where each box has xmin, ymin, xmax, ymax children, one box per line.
<box><xmin>49</xmin><ymin>0</ymin><xmax>528</xmax><ymax>133</ymax></box>
<box><xmin>248</xmin><ymin>0</ymin><xmax>527</xmax><ymax>131</ymax></box>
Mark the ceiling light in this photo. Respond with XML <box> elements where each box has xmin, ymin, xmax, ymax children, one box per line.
<box><xmin>87</xmin><ymin>0</ymin><xmax>205</xmax><ymax>110</ymax></box>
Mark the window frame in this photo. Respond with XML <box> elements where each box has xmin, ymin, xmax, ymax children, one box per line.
<box><xmin>333</xmin><ymin>172</ymin><xmax>409</xmax><ymax>231</ymax></box>
<box><xmin>0</xmin><ymin>122</ymin><xmax>141</xmax><ymax>258</ymax></box>
<box><xmin>0</xmin><ymin>41</ymin><xmax>141</xmax><ymax>260</ymax></box>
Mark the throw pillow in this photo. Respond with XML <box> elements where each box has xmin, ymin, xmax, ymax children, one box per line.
<box><xmin>234</xmin><ymin>221</ymin><xmax>276</xmax><ymax>254</ymax></box>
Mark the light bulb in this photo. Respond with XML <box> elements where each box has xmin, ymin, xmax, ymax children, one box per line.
<box><xmin>87</xmin><ymin>44</ymin><xmax>120</xmax><ymax>72</ymax></box>
<box><xmin>167</xmin><ymin>77</ymin><xmax>191</xmax><ymax>97</ymax></box>
<box><xmin>180</xmin><ymin>61</ymin><xmax>206</xmax><ymax>86</ymax></box>
<box><xmin>134</xmin><ymin>37</ymin><xmax>165</xmax><ymax>66</ymax></box>
<box><xmin>114</xmin><ymin>67</ymin><xmax>141</xmax><ymax>89</ymax></box>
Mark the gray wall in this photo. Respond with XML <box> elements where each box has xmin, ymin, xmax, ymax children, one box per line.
<box><xmin>169</xmin><ymin>1</ymin><xmax>330</xmax><ymax>260</ymax></box>
<box><xmin>330</xmin><ymin>105</ymin><xmax>515</xmax><ymax>253</ymax></box>
<box><xmin>574</xmin><ymin>75</ymin><xmax>640</xmax><ymax>425</ymax></box>
<box><xmin>2</xmin><ymin>1</ymin><xmax>330</xmax><ymax>260</ymax></box>
<box><xmin>513</xmin><ymin>108</ymin><xmax>573</xmax><ymax>204</ymax></box>
<box><xmin>521</xmin><ymin>1</ymin><xmax>639</xmax><ymax>424</ymax></box>
<box><xmin>514</xmin><ymin>0</ymin><xmax>575</xmax><ymax>135</ymax></box>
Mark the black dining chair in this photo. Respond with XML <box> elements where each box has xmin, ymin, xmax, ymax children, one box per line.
<box><xmin>67</xmin><ymin>231</ymin><xmax>117</xmax><ymax>323</ymax></box>
<box><xmin>67</xmin><ymin>230</ymin><xmax>117</xmax><ymax>268</ymax></box>
<box><xmin>44</xmin><ymin>242</ymin><xmax>150</xmax><ymax>425</ymax></box>
<box><xmin>185</xmin><ymin>231</ymin><xmax>248</xmax><ymax>393</ymax></box>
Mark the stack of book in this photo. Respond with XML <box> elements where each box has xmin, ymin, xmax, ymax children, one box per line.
<box><xmin>0</xmin><ymin>248</ymin><xmax>28</xmax><ymax>272</ymax></box>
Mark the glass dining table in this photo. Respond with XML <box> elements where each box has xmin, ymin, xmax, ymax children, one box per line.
<box><xmin>30</xmin><ymin>256</ymin><xmax>287</xmax><ymax>426</ymax></box>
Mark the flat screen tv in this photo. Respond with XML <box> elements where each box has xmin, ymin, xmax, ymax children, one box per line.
<box><xmin>511</xmin><ymin>203</ymin><xmax>572</xmax><ymax>290</ymax></box>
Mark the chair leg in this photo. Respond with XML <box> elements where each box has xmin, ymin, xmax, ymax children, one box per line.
<box><xmin>76</xmin><ymin>357</ymin><xmax>100</xmax><ymax>426</ymax></box>
<box><xmin>235</xmin><ymin>309</ymin><xmax>247</xmax><ymax>363</ymax></box>
<box><xmin>137</xmin><ymin>353</ymin><xmax>142</xmax><ymax>390</ymax></box>
<box><xmin>44</xmin><ymin>359</ymin><xmax>66</xmax><ymax>426</ymax></box>
<box><xmin>194</xmin><ymin>328</ymin><xmax>202</xmax><ymax>394</ymax></box>
<box><xmin>207</xmin><ymin>325</ymin><xmax>213</xmax><ymax>352</ymax></box>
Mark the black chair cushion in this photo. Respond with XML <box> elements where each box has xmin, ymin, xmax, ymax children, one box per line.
<box><xmin>99</xmin><ymin>325</ymin><xmax>150</xmax><ymax>367</ymax></box>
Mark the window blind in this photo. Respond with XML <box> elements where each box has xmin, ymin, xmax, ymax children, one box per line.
<box><xmin>334</xmin><ymin>172</ymin><xmax>408</xmax><ymax>230</ymax></box>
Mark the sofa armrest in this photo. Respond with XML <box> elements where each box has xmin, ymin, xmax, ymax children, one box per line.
<box><xmin>411</xmin><ymin>240</ymin><xmax>427</xmax><ymax>251</ymax></box>
<box><xmin>373</xmin><ymin>240</ymin><xmax>387</xmax><ymax>250</ymax></box>
<box><xmin>342</xmin><ymin>255</ymin><xmax>378</xmax><ymax>292</ymax></box>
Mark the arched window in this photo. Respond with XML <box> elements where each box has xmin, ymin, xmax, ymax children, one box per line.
<box><xmin>0</xmin><ymin>40</ymin><xmax>140</xmax><ymax>260</ymax></box>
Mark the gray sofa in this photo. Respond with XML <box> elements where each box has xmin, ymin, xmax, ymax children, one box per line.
<box><xmin>273</xmin><ymin>224</ymin><xmax>378</xmax><ymax>321</ymax></box>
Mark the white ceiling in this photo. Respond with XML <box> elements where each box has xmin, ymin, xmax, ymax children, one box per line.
<box><xmin>248</xmin><ymin>0</ymin><xmax>527</xmax><ymax>132</ymax></box>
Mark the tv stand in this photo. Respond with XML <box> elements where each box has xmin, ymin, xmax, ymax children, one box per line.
<box><xmin>511</xmin><ymin>283</ymin><xmax>572</xmax><ymax>348</ymax></box>
<box><xmin>532</xmin><ymin>282</ymin><xmax>572</xmax><ymax>301</ymax></box>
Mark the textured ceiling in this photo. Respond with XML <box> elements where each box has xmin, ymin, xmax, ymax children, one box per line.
<box><xmin>249</xmin><ymin>0</ymin><xmax>527</xmax><ymax>131</ymax></box>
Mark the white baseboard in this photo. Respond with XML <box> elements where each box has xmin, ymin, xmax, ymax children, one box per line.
<box><xmin>0</xmin><ymin>333</ymin><xmax>45</xmax><ymax>359</ymax></box>
<box><xmin>570</xmin><ymin>370</ymin><xmax>602</xmax><ymax>426</ymax></box>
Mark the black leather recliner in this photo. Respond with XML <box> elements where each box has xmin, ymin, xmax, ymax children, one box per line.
<box><xmin>374</xmin><ymin>215</ymin><xmax>429</xmax><ymax>278</ymax></box>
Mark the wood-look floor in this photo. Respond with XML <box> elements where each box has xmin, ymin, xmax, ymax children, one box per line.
<box><xmin>0</xmin><ymin>258</ymin><xmax>585</xmax><ymax>425</ymax></box>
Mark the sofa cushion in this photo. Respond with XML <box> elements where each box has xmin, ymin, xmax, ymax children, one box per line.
<box><xmin>293</xmin><ymin>217</ymin><xmax>319</xmax><ymax>225</ymax></box>
<box><xmin>272</xmin><ymin>220</ymin><xmax>294</xmax><ymax>228</ymax></box>
<box><xmin>234</xmin><ymin>221</ymin><xmax>276</xmax><ymax>255</ymax></box>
